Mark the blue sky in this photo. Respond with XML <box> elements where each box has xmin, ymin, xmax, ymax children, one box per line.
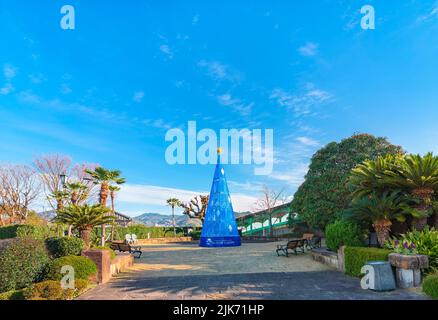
<box><xmin>1</xmin><ymin>0</ymin><xmax>438</xmax><ymax>216</ymax></box>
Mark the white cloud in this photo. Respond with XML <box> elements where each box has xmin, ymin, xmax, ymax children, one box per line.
<box><xmin>0</xmin><ymin>83</ymin><xmax>14</xmax><ymax>95</ymax></box>
<box><xmin>269</xmin><ymin>163</ymin><xmax>309</xmax><ymax>187</ymax></box>
<box><xmin>18</xmin><ymin>90</ymin><xmax>41</xmax><ymax>103</ymax></box>
<box><xmin>3</xmin><ymin>64</ymin><xmax>16</xmax><ymax>79</ymax></box>
<box><xmin>192</xmin><ymin>14</ymin><xmax>199</xmax><ymax>25</ymax></box>
<box><xmin>296</xmin><ymin>136</ymin><xmax>319</xmax><ymax>147</ymax></box>
<box><xmin>60</xmin><ymin>83</ymin><xmax>72</xmax><ymax>94</ymax></box>
<box><xmin>118</xmin><ymin>183</ymin><xmax>258</xmax><ymax>213</ymax></box>
<box><xmin>133</xmin><ymin>91</ymin><xmax>145</xmax><ymax>103</ymax></box>
<box><xmin>217</xmin><ymin>93</ymin><xmax>253</xmax><ymax>116</ymax></box>
<box><xmin>142</xmin><ymin>118</ymin><xmax>172</xmax><ymax>130</ymax></box>
<box><xmin>417</xmin><ymin>2</ymin><xmax>438</xmax><ymax>22</ymax></box>
<box><xmin>198</xmin><ymin>60</ymin><xmax>227</xmax><ymax>80</ymax></box>
<box><xmin>270</xmin><ymin>85</ymin><xmax>333</xmax><ymax>117</ymax></box>
<box><xmin>159</xmin><ymin>44</ymin><xmax>173</xmax><ymax>58</ymax></box>
<box><xmin>28</xmin><ymin>73</ymin><xmax>46</xmax><ymax>84</ymax></box>
<box><xmin>298</xmin><ymin>42</ymin><xmax>318</xmax><ymax>57</ymax></box>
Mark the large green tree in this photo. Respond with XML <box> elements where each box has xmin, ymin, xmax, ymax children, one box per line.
<box><xmin>290</xmin><ymin>134</ymin><xmax>403</xmax><ymax>230</ymax></box>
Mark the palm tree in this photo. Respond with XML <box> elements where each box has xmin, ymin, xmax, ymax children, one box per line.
<box><xmin>348</xmin><ymin>154</ymin><xmax>402</xmax><ymax>200</ymax></box>
<box><xmin>49</xmin><ymin>190</ymin><xmax>70</xmax><ymax>211</ymax></box>
<box><xmin>109</xmin><ymin>185</ymin><xmax>121</xmax><ymax>240</ymax></box>
<box><xmin>85</xmin><ymin>167</ymin><xmax>126</xmax><ymax>206</ymax></box>
<box><xmin>54</xmin><ymin>204</ymin><xmax>114</xmax><ymax>248</ymax></box>
<box><xmin>85</xmin><ymin>167</ymin><xmax>125</xmax><ymax>245</ymax></box>
<box><xmin>49</xmin><ymin>190</ymin><xmax>70</xmax><ymax>235</ymax></box>
<box><xmin>345</xmin><ymin>191</ymin><xmax>411</xmax><ymax>247</ymax></box>
<box><xmin>65</xmin><ymin>182</ymin><xmax>87</xmax><ymax>205</ymax></box>
<box><xmin>387</xmin><ymin>153</ymin><xmax>438</xmax><ymax>230</ymax></box>
<box><xmin>166</xmin><ymin>198</ymin><xmax>181</xmax><ymax>237</ymax></box>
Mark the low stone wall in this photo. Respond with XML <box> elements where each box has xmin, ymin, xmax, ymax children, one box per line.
<box><xmin>136</xmin><ymin>237</ymin><xmax>193</xmax><ymax>244</ymax></box>
<box><xmin>110</xmin><ymin>253</ymin><xmax>134</xmax><ymax>276</ymax></box>
<box><xmin>83</xmin><ymin>249</ymin><xmax>135</xmax><ymax>284</ymax></box>
<box><xmin>82</xmin><ymin>249</ymin><xmax>111</xmax><ymax>284</ymax></box>
<box><xmin>311</xmin><ymin>248</ymin><xmax>340</xmax><ymax>270</ymax></box>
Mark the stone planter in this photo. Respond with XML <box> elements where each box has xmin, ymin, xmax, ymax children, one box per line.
<box><xmin>388</xmin><ymin>253</ymin><xmax>429</xmax><ymax>288</ymax></box>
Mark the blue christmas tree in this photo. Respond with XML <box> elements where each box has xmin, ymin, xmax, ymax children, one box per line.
<box><xmin>199</xmin><ymin>148</ymin><xmax>241</xmax><ymax>247</ymax></box>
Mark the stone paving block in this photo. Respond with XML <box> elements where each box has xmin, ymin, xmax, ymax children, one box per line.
<box><xmin>77</xmin><ymin>242</ymin><xmax>428</xmax><ymax>300</ymax></box>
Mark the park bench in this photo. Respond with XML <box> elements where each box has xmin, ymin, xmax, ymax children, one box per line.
<box><xmin>306</xmin><ymin>236</ymin><xmax>322</xmax><ymax>250</ymax></box>
<box><xmin>276</xmin><ymin>239</ymin><xmax>306</xmax><ymax>257</ymax></box>
<box><xmin>302</xmin><ymin>233</ymin><xmax>314</xmax><ymax>241</ymax></box>
<box><xmin>110</xmin><ymin>241</ymin><xmax>143</xmax><ymax>258</ymax></box>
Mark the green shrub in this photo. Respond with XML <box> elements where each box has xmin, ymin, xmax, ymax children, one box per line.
<box><xmin>45</xmin><ymin>237</ymin><xmax>84</xmax><ymax>258</ymax></box>
<box><xmin>0</xmin><ymin>237</ymin><xmax>49</xmax><ymax>292</ymax></box>
<box><xmin>93</xmin><ymin>246</ymin><xmax>116</xmax><ymax>260</ymax></box>
<box><xmin>390</xmin><ymin>227</ymin><xmax>438</xmax><ymax>273</ymax></box>
<box><xmin>325</xmin><ymin>220</ymin><xmax>364</xmax><ymax>251</ymax></box>
<box><xmin>43</xmin><ymin>256</ymin><xmax>97</xmax><ymax>281</ymax></box>
<box><xmin>423</xmin><ymin>274</ymin><xmax>438</xmax><ymax>300</ymax></box>
<box><xmin>23</xmin><ymin>279</ymin><xmax>89</xmax><ymax>300</ymax></box>
<box><xmin>112</xmin><ymin>224</ymin><xmax>186</xmax><ymax>240</ymax></box>
<box><xmin>191</xmin><ymin>230</ymin><xmax>202</xmax><ymax>240</ymax></box>
<box><xmin>0</xmin><ymin>289</ymin><xmax>25</xmax><ymax>300</ymax></box>
<box><xmin>0</xmin><ymin>224</ymin><xmax>53</xmax><ymax>240</ymax></box>
<box><xmin>344</xmin><ymin>246</ymin><xmax>391</xmax><ymax>277</ymax></box>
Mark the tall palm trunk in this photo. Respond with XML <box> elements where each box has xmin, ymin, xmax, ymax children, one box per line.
<box><xmin>67</xmin><ymin>191</ymin><xmax>79</xmax><ymax>237</ymax></box>
<box><xmin>56</xmin><ymin>198</ymin><xmax>70</xmax><ymax>236</ymax></box>
<box><xmin>413</xmin><ymin>216</ymin><xmax>429</xmax><ymax>231</ymax></box>
<box><xmin>71</xmin><ymin>191</ymin><xmax>78</xmax><ymax>205</ymax></box>
<box><xmin>99</xmin><ymin>182</ymin><xmax>109</xmax><ymax>246</ymax></box>
<box><xmin>411</xmin><ymin>187</ymin><xmax>433</xmax><ymax>231</ymax></box>
<box><xmin>172</xmin><ymin>205</ymin><xmax>176</xmax><ymax>237</ymax></box>
<box><xmin>110</xmin><ymin>190</ymin><xmax>115</xmax><ymax>241</ymax></box>
<box><xmin>373</xmin><ymin>219</ymin><xmax>392</xmax><ymax>247</ymax></box>
<box><xmin>80</xmin><ymin>227</ymin><xmax>93</xmax><ymax>249</ymax></box>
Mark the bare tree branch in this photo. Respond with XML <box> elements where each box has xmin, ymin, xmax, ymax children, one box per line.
<box><xmin>0</xmin><ymin>165</ymin><xmax>40</xmax><ymax>223</ymax></box>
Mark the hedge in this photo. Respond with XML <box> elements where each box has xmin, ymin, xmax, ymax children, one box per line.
<box><xmin>0</xmin><ymin>238</ymin><xmax>50</xmax><ymax>292</ymax></box>
<box><xmin>23</xmin><ymin>279</ymin><xmax>89</xmax><ymax>300</ymax></box>
<box><xmin>191</xmin><ymin>230</ymin><xmax>202</xmax><ymax>240</ymax></box>
<box><xmin>112</xmin><ymin>225</ymin><xmax>187</xmax><ymax>240</ymax></box>
<box><xmin>45</xmin><ymin>237</ymin><xmax>84</xmax><ymax>258</ymax></box>
<box><xmin>0</xmin><ymin>224</ymin><xmax>53</xmax><ymax>240</ymax></box>
<box><xmin>423</xmin><ymin>274</ymin><xmax>438</xmax><ymax>300</ymax></box>
<box><xmin>325</xmin><ymin>220</ymin><xmax>364</xmax><ymax>251</ymax></box>
<box><xmin>0</xmin><ymin>289</ymin><xmax>25</xmax><ymax>300</ymax></box>
<box><xmin>344</xmin><ymin>246</ymin><xmax>391</xmax><ymax>277</ymax></box>
<box><xmin>43</xmin><ymin>255</ymin><xmax>97</xmax><ymax>281</ymax></box>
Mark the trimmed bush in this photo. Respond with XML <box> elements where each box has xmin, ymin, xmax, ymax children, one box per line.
<box><xmin>23</xmin><ymin>279</ymin><xmax>89</xmax><ymax>300</ymax></box>
<box><xmin>0</xmin><ymin>224</ymin><xmax>53</xmax><ymax>240</ymax></box>
<box><xmin>45</xmin><ymin>237</ymin><xmax>84</xmax><ymax>258</ymax></box>
<box><xmin>344</xmin><ymin>246</ymin><xmax>391</xmax><ymax>277</ymax></box>
<box><xmin>191</xmin><ymin>230</ymin><xmax>202</xmax><ymax>240</ymax></box>
<box><xmin>113</xmin><ymin>224</ymin><xmax>186</xmax><ymax>240</ymax></box>
<box><xmin>0</xmin><ymin>237</ymin><xmax>49</xmax><ymax>292</ymax></box>
<box><xmin>0</xmin><ymin>289</ymin><xmax>25</xmax><ymax>300</ymax></box>
<box><xmin>423</xmin><ymin>274</ymin><xmax>438</xmax><ymax>300</ymax></box>
<box><xmin>325</xmin><ymin>220</ymin><xmax>364</xmax><ymax>251</ymax></box>
<box><xmin>43</xmin><ymin>255</ymin><xmax>97</xmax><ymax>281</ymax></box>
<box><xmin>390</xmin><ymin>227</ymin><xmax>438</xmax><ymax>273</ymax></box>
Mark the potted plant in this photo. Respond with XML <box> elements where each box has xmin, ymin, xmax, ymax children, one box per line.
<box><xmin>386</xmin><ymin>239</ymin><xmax>429</xmax><ymax>288</ymax></box>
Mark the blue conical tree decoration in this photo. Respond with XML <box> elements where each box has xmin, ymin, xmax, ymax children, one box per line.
<box><xmin>199</xmin><ymin>148</ymin><xmax>241</xmax><ymax>247</ymax></box>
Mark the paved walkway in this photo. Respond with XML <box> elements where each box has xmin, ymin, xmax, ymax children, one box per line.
<box><xmin>78</xmin><ymin>242</ymin><xmax>427</xmax><ymax>300</ymax></box>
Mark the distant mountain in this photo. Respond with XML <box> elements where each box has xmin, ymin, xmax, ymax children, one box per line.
<box><xmin>133</xmin><ymin>211</ymin><xmax>248</xmax><ymax>227</ymax></box>
<box><xmin>133</xmin><ymin>213</ymin><xmax>202</xmax><ymax>227</ymax></box>
<box><xmin>37</xmin><ymin>210</ymin><xmax>57</xmax><ymax>221</ymax></box>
